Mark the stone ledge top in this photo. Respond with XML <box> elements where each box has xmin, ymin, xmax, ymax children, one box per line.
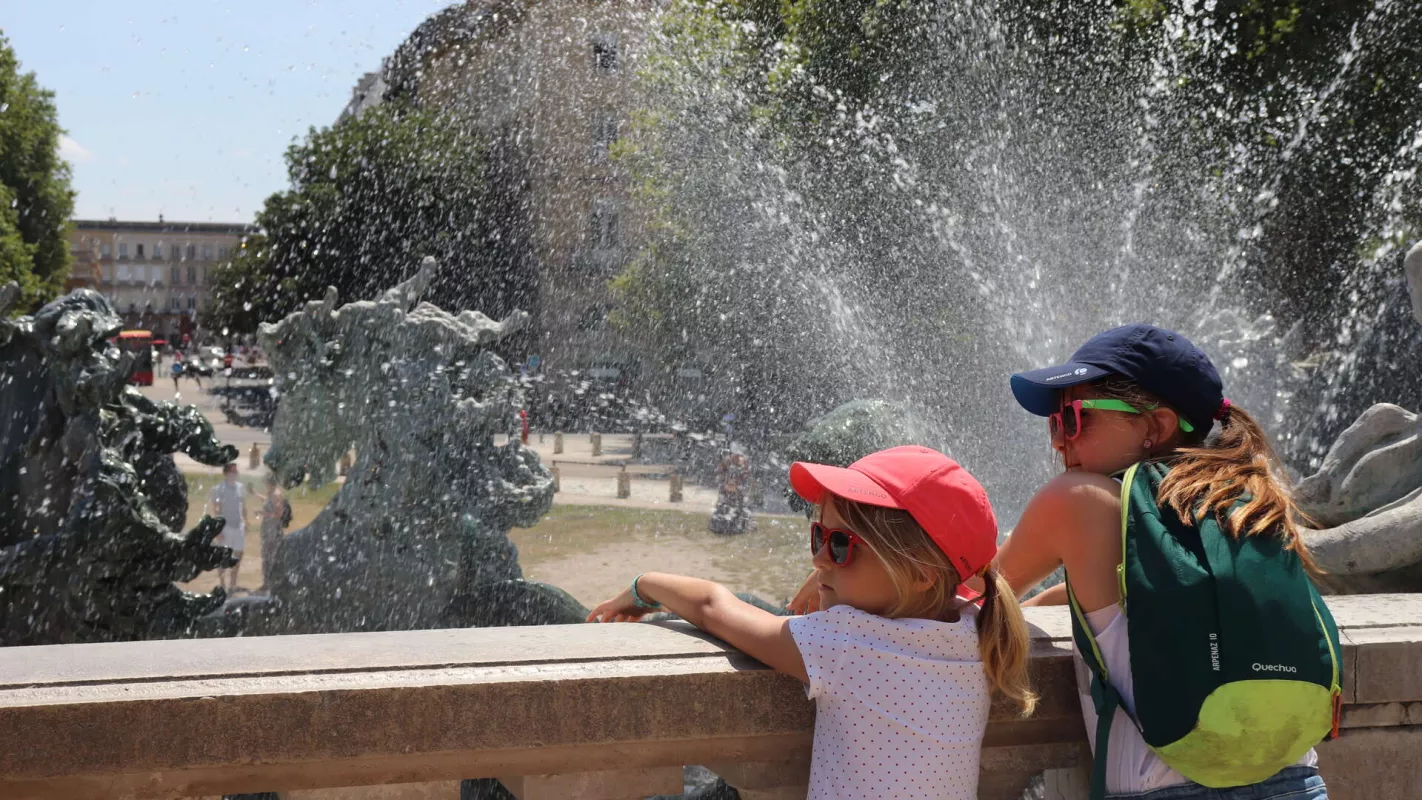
<box><xmin>2</xmin><ymin>593</ymin><xmax>1418</xmax><ymax>692</ymax></box>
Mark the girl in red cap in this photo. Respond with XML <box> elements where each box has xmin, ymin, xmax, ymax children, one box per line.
<box><xmin>589</xmin><ymin>445</ymin><xmax>1035</xmax><ymax>800</ymax></box>
<box><xmin>997</xmin><ymin>324</ymin><xmax>1334</xmax><ymax>800</ymax></box>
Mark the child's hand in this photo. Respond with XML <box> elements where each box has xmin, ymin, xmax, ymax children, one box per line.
<box><xmin>586</xmin><ymin>586</ymin><xmax>656</xmax><ymax>623</ymax></box>
<box><xmin>788</xmin><ymin>570</ymin><xmax>822</xmax><ymax>615</ymax></box>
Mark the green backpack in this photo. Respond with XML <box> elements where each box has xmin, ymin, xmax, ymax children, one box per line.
<box><xmin>1066</xmin><ymin>461</ymin><xmax>1342</xmax><ymax>799</ymax></box>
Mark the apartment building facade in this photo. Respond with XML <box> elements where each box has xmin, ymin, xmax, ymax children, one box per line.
<box><xmin>386</xmin><ymin>0</ymin><xmax>650</xmax><ymax>381</ymax></box>
<box><xmin>68</xmin><ymin>219</ymin><xmax>252</xmax><ymax>340</ymax></box>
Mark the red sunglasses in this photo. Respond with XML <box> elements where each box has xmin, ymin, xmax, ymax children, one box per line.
<box><xmin>811</xmin><ymin>522</ymin><xmax>865</xmax><ymax>566</ymax></box>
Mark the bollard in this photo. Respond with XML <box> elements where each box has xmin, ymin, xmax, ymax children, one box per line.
<box><xmin>669</xmin><ymin>471</ymin><xmax>684</xmax><ymax>503</ymax></box>
<box><xmin>591</xmin><ymin>432</ymin><xmax>602</xmax><ymax>457</ymax></box>
<box><xmin>632</xmin><ymin>432</ymin><xmax>644</xmax><ymax>459</ymax></box>
<box><xmin>539</xmin><ymin>431</ymin><xmax>546</xmax><ymax>445</ymax></box>
<box><xmin>551</xmin><ymin>463</ymin><xmax>561</xmax><ymax>493</ymax></box>
<box><xmin>554</xmin><ymin>432</ymin><xmax>564</xmax><ymax>455</ymax></box>
<box><xmin>248</xmin><ymin>442</ymin><xmax>261</xmax><ymax>470</ymax></box>
<box><xmin>617</xmin><ymin>467</ymin><xmax>631</xmax><ymax>499</ymax></box>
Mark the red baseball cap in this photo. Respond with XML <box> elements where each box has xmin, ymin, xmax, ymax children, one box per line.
<box><xmin>789</xmin><ymin>445</ymin><xmax>998</xmax><ymax>580</ymax></box>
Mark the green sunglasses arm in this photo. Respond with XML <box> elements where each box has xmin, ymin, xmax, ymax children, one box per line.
<box><xmin>1077</xmin><ymin>399</ymin><xmax>1195</xmax><ymax>433</ymax></box>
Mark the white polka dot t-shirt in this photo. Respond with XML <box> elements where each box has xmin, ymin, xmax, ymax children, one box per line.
<box><xmin>786</xmin><ymin>603</ymin><xmax>990</xmax><ymax>800</ymax></box>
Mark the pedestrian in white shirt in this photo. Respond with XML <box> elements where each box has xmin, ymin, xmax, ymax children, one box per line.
<box><xmin>589</xmin><ymin>446</ymin><xmax>1038</xmax><ymax>799</ymax></box>
<box><xmin>208</xmin><ymin>462</ymin><xmax>247</xmax><ymax>594</ymax></box>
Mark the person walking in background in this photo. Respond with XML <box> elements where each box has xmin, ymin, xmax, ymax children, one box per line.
<box><xmin>255</xmin><ymin>472</ymin><xmax>291</xmax><ymax>593</ymax></box>
<box><xmin>591</xmin><ymin>446</ymin><xmax>1035</xmax><ymax>799</ymax></box>
<box><xmin>208</xmin><ymin>463</ymin><xmax>248</xmax><ymax>594</ymax></box>
<box><xmin>709</xmin><ymin>443</ymin><xmax>755</xmax><ymax>535</ymax></box>
<box><xmin>170</xmin><ymin>357</ymin><xmax>183</xmax><ymax>391</ymax></box>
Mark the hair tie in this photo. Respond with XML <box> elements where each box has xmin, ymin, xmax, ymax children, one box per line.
<box><xmin>1214</xmin><ymin>398</ymin><xmax>1232</xmax><ymax>421</ymax></box>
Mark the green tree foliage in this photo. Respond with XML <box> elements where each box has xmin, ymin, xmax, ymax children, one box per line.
<box><xmin>611</xmin><ymin>0</ymin><xmax>986</xmax><ymax>430</ymax></box>
<box><xmin>207</xmin><ymin>104</ymin><xmax>536</xmax><ymax>335</ymax></box>
<box><xmin>0</xmin><ymin>32</ymin><xmax>76</xmax><ymax>311</ymax></box>
<box><xmin>615</xmin><ymin>0</ymin><xmax>1422</xmax><ymax>454</ymax></box>
<box><xmin>203</xmin><ymin>234</ymin><xmax>280</xmax><ymax>335</ymax></box>
<box><xmin>1101</xmin><ymin>0</ymin><xmax>1422</xmax><ymax>327</ymax></box>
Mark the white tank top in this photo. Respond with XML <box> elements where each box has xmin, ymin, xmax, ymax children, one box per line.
<box><xmin>1074</xmin><ymin>603</ymin><xmax>1317</xmax><ymax>795</ymax></box>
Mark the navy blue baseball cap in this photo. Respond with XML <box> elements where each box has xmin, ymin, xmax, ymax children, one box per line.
<box><xmin>1010</xmin><ymin>324</ymin><xmax>1226</xmax><ymax>433</ymax></box>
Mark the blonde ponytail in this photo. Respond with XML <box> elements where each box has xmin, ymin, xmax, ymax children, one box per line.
<box><xmin>1157</xmin><ymin>404</ymin><xmax>1322</xmax><ymax>575</ymax></box>
<box><xmin>977</xmin><ymin>565</ymin><xmax>1037</xmax><ymax>716</ymax></box>
<box><xmin>1091</xmin><ymin>380</ymin><xmax>1321</xmax><ymax>575</ymax></box>
<box><xmin>826</xmin><ymin>495</ymin><xmax>1038</xmax><ymax>716</ymax></box>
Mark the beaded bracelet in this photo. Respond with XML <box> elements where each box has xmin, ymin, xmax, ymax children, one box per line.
<box><xmin>630</xmin><ymin>574</ymin><xmax>661</xmax><ymax>609</ymax></box>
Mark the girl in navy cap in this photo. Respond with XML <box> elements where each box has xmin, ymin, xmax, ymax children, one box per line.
<box><xmin>589</xmin><ymin>446</ymin><xmax>1036</xmax><ymax>799</ymax></box>
<box><xmin>997</xmin><ymin>323</ymin><xmax>1330</xmax><ymax>800</ymax></box>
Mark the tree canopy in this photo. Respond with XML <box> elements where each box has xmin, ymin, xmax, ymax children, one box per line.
<box><xmin>206</xmin><ymin>103</ymin><xmax>536</xmax><ymax>336</ymax></box>
<box><xmin>612</xmin><ymin>0</ymin><xmax>1422</xmax><ymax>463</ymax></box>
<box><xmin>0</xmin><ymin>32</ymin><xmax>75</xmax><ymax>311</ymax></box>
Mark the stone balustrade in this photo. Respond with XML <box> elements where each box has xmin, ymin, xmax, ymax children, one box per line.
<box><xmin>1</xmin><ymin>595</ymin><xmax>1419</xmax><ymax>800</ymax></box>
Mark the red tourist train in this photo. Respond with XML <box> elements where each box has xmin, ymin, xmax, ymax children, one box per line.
<box><xmin>113</xmin><ymin>330</ymin><xmax>158</xmax><ymax>386</ymax></box>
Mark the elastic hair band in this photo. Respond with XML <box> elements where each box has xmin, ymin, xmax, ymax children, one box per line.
<box><xmin>1214</xmin><ymin>398</ymin><xmax>1232</xmax><ymax>421</ymax></box>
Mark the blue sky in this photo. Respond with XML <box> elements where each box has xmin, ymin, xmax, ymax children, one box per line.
<box><xmin>5</xmin><ymin>1</ymin><xmax>453</xmax><ymax>223</ymax></box>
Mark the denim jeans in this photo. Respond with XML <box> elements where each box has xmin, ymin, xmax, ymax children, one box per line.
<box><xmin>1108</xmin><ymin>767</ymin><xmax>1327</xmax><ymax>800</ymax></box>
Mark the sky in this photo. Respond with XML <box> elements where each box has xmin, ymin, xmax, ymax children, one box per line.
<box><xmin>4</xmin><ymin>1</ymin><xmax>455</xmax><ymax>223</ymax></box>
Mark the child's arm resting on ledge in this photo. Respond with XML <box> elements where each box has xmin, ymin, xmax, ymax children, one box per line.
<box><xmin>1023</xmin><ymin>582</ymin><xmax>1068</xmax><ymax>606</ymax></box>
<box><xmin>588</xmin><ymin>572</ymin><xmax>808</xmax><ymax>682</ymax></box>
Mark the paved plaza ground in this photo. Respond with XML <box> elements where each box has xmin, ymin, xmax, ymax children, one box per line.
<box><xmin>147</xmin><ymin>369</ymin><xmax>808</xmax><ymax>608</ymax></box>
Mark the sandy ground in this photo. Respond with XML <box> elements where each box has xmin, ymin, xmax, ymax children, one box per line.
<box><xmin>508</xmin><ymin>508</ymin><xmax>810</xmax><ymax>608</ymax></box>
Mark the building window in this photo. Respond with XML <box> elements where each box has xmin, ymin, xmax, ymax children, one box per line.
<box><xmin>171</xmin><ymin>266</ymin><xmax>181</xmax><ymax>284</ymax></box>
<box><xmin>577</xmin><ymin>304</ymin><xmax>611</xmax><ymax>332</ymax></box>
<box><xmin>218</xmin><ymin>246</ymin><xmax>228</xmax><ymax>260</ymax></box>
<box><xmin>174</xmin><ymin>244</ymin><xmax>184</xmax><ymax>261</ymax></box>
<box><xmin>590</xmin><ymin>199</ymin><xmax>619</xmax><ymax>250</ymax></box>
<box><xmin>118</xmin><ymin>243</ymin><xmax>129</xmax><ymax>259</ymax></box>
<box><xmin>136</xmin><ymin>243</ymin><xmax>146</xmax><ymax>259</ymax></box>
<box><xmin>186</xmin><ymin>244</ymin><xmax>196</xmax><ymax>260</ymax></box>
<box><xmin>101</xmin><ymin>243</ymin><xmax>112</xmax><ymax>258</ymax></box>
<box><xmin>171</xmin><ymin>296</ymin><xmax>181</xmax><ymax>311</ymax></box>
<box><xmin>187</xmin><ymin>265</ymin><xmax>196</xmax><ymax>284</ymax></box>
<box><xmin>187</xmin><ymin>295</ymin><xmax>196</xmax><ymax>311</ymax></box>
<box><xmin>591</xmin><ymin>112</ymin><xmax>619</xmax><ymax>162</ymax></box>
<box><xmin>128</xmin><ymin>302</ymin><xmax>137</xmax><ymax>314</ymax></box>
<box><xmin>102</xmin><ymin>264</ymin><xmax>113</xmax><ymax>283</ymax></box>
<box><xmin>117</xmin><ymin>263</ymin><xmax>132</xmax><ymax>282</ymax></box>
<box><xmin>201</xmin><ymin>244</ymin><xmax>213</xmax><ymax>261</ymax></box>
<box><xmin>153</xmin><ymin>243</ymin><xmax>163</xmax><ymax>260</ymax></box>
<box><xmin>592</xmin><ymin>34</ymin><xmax>618</xmax><ymax>72</ymax></box>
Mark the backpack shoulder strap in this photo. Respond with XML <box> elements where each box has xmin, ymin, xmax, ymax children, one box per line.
<box><xmin>1067</xmin><ymin>461</ymin><xmax>1143</xmax><ymax>800</ymax></box>
<box><xmin>1115</xmin><ymin>462</ymin><xmax>1143</xmax><ymax>605</ymax></box>
<box><xmin>1067</xmin><ymin>577</ymin><xmax>1119</xmax><ymax>800</ymax></box>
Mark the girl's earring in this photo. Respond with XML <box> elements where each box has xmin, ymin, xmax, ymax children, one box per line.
<box><xmin>1143</xmin><ymin>439</ymin><xmax>1153</xmax><ymax>450</ymax></box>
